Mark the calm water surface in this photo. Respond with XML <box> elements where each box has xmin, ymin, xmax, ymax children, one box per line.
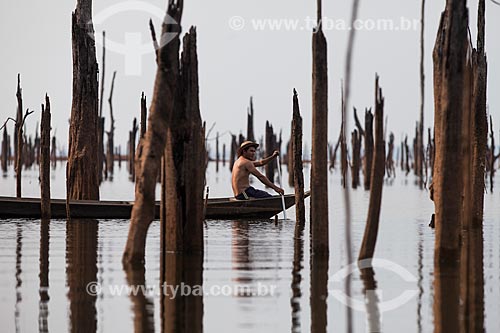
<box><xmin>0</xmin><ymin>162</ymin><xmax>499</xmax><ymax>332</ymax></box>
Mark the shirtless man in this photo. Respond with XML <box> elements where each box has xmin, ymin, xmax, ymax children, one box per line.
<box><xmin>232</xmin><ymin>141</ymin><xmax>285</xmax><ymax>200</ymax></box>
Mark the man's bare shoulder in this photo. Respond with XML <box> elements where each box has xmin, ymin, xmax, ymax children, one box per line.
<box><xmin>236</xmin><ymin>157</ymin><xmax>252</xmax><ymax>169</ymax></box>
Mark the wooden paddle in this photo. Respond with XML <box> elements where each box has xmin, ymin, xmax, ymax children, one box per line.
<box><xmin>276</xmin><ymin>154</ymin><xmax>287</xmax><ymax>220</ymax></box>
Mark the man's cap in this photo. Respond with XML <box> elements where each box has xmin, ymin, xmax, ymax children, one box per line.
<box><xmin>237</xmin><ymin>140</ymin><xmax>259</xmax><ymax>156</ymax></box>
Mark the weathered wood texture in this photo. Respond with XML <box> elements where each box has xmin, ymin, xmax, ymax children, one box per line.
<box><xmin>358</xmin><ymin>76</ymin><xmax>385</xmax><ymax>261</ymax></box>
<box><xmin>123</xmin><ymin>0</ymin><xmax>184</xmax><ymax>264</ymax></box>
<box><xmin>351</xmin><ymin>129</ymin><xmax>361</xmax><ymax>188</ymax></box>
<box><xmin>471</xmin><ymin>0</ymin><xmax>487</xmax><ymax>226</ymax></box>
<box><xmin>40</xmin><ymin>95</ymin><xmax>51</xmax><ymax>219</ymax></box>
<box><xmin>310</xmin><ymin>24</ymin><xmax>329</xmax><ymax>255</ymax></box>
<box><xmin>163</xmin><ymin>27</ymin><xmax>205</xmax><ymax>253</ymax></box>
<box><xmin>432</xmin><ymin>2</ymin><xmax>470</xmax><ymax>332</ymax></box>
<box><xmin>98</xmin><ymin>31</ymin><xmax>106</xmax><ymax>183</ymax></box>
<box><xmin>66</xmin><ymin>0</ymin><xmax>100</xmax><ymax>205</ymax></box>
<box><xmin>363</xmin><ymin>109</ymin><xmax>374</xmax><ymax>190</ymax></box>
<box><xmin>292</xmin><ymin>89</ymin><xmax>305</xmax><ymax>225</ymax></box>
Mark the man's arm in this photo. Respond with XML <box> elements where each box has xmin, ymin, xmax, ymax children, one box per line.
<box><xmin>253</xmin><ymin>150</ymin><xmax>279</xmax><ymax>167</ymax></box>
<box><xmin>246</xmin><ymin>161</ymin><xmax>284</xmax><ymax>195</ymax></box>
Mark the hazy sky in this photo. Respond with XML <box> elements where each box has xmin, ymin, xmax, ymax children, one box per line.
<box><xmin>1</xmin><ymin>0</ymin><xmax>498</xmax><ymax>155</ymax></box>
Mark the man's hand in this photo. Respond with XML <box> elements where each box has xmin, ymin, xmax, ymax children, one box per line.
<box><xmin>272</xmin><ymin>150</ymin><xmax>279</xmax><ymax>158</ymax></box>
<box><xmin>274</xmin><ymin>186</ymin><xmax>285</xmax><ymax>195</ymax></box>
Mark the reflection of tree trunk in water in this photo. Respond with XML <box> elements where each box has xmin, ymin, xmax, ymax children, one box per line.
<box><xmin>66</xmin><ymin>219</ymin><xmax>98</xmax><ymax>333</ymax></box>
<box><xmin>231</xmin><ymin>221</ymin><xmax>251</xmax><ymax>285</ymax></box>
<box><xmin>310</xmin><ymin>253</ymin><xmax>328</xmax><ymax>333</ymax></box>
<box><xmin>161</xmin><ymin>253</ymin><xmax>203</xmax><ymax>333</ymax></box>
<box><xmin>416</xmin><ymin>224</ymin><xmax>424</xmax><ymax>333</ymax></box>
<box><xmin>290</xmin><ymin>221</ymin><xmax>304</xmax><ymax>332</ymax></box>
<box><xmin>459</xmin><ymin>227</ymin><xmax>484</xmax><ymax>332</ymax></box>
<box><xmin>15</xmin><ymin>223</ymin><xmax>23</xmax><ymax>332</ymax></box>
<box><xmin>124</xmin><ymin>265</ymin><xmax>155</xmax><ymax>333</ymax></box>
<box><xmin>359</xmin><ymin>265</ymin><xmax>381</xmax><ymax>332</ymax></box>
<box><xmin>39</xmin><ymin>219</ymin><xmax>50</xmax><ymax>333</ymax></box>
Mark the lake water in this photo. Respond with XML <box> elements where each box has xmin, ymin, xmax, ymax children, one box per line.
<box><xmin>0</xmin><ymin>161</ymin><xmax>499</xmax><ymax>332</ymax></box>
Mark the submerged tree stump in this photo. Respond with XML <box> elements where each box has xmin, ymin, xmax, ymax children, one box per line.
<box><xmin>363</xmin><ymin>109</ymin><xmax>374</xmax><ymax>190</ymax></box>
<box><xmin>359</xmin><ymin>75</ymin><xmax>385</xmax><ymax>261</ymax></box>
<box><xmin>163</xmin><ymin>28</ymin><xmax>205</xmax><ymax>253</ymax></box>
<box><xmin>106</xmin><ymin>71</ymin><xmax>117</xmax><ymax>178</ymax></box>
<box><xmin>310</xmin><ymin>16</ymin><xmax>329</xmax><ymax>255</ymax></box>
<box><xmin>123</xmin><ymin>1</ymin><xmax>191</xmax><ymax>264</ymax></box>
<box><xmin>292</xmin><ymin>89</ymin><xmax>305</xmax><ymax>225</ymax></box>
<box><xmin>40</xmin><ymin>95</ymin><xmax>51</xmax><ymax>219</ymax></box>
<box><xmin>66</xmin><ymin>0</ymin><xmax>100</xmax><ymax>207</ymax></box>
<box><xmin>1</xmin><ymin>127</ymin><xmax>8</xmax><ymax>172</ymax></box>
<box><xmin>351</xmin><ymin>129</ymin><xmax>361</xmax><ymax>188</ymax></box>
<box><xmin>432</xmin><ymin>2</ymin><xmax>470</xmax><ymax>332</ymax></box>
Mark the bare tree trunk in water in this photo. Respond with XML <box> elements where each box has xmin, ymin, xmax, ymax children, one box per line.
<box><xmin>432</xmin><ymin>2</ymin><xmax>469</xmax><ymax>332</ymax></box>
<box><xmin>66</xmin><ymin>0</ymin><xmax>100</xmax><ymax>209</ymax></box>
<box><xmin>106</xmin><ymin>71</ymin><xmax>117</xmax><ymax>177</ymax></box>
<box><xmin>123</xmin><ymin>1</ymin><xmax>184</xmax><ymax>265</ymax></box>
<box><xmin>292</xmin><ymin>89</ymin><xmax>305</xmax><ymax>225</ymax></box>
<box><xmin>310</xmin><ymin>12</ymin><xmax>329</xmax><ymax>255</ymax></box>
<box><xmin>359</xmin><ymin>75</ymin><xmax>385</xmax><ymax>261</ymax></box>
<box><xmin>40</xmin><ymin>95</ymin><xmax>51</xmax><ymax>219</ymax></box>
<box><xmin>471</xmin><ymin>0</ymin><xmax>487</xmax><ymax>227</ymax></box>
<box><xmin>163</xmin><ymin>28</ymin><xmax>205</xmax><ymax>253</ymax></box>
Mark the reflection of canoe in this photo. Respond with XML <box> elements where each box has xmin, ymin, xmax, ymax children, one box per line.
<box><xmin>0</xmin><ymin>191</ymin><xmax>310</xmax><ymax>220</ymax></box>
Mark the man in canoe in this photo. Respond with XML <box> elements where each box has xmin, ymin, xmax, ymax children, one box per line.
<box><xmin>232</xmin><ymin>140</ymin><xmax>285</xmax><ymax>200</ymax></box>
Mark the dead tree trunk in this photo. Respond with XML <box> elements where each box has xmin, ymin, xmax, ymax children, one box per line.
<box><xmin>310</xmin><ymin>14</ymin><xmax>329</xmax><ymax>255</ymax></box>
<box><xmin>417</xmin><ymin>0</ymin><xmax>426</xmax><ymax>188</ymax></box>
<box><xmin>1</xmin><ymin>127</ymin><xmax>8</xmax><ymax>172</ymax></box>
<box><xmin>163</xmin><ymin>27</ymin><xmax>205</xmax><ymax>253</ymax></box>
<box><xmin>16</xmin><ymin>109</ymin><xmax>34</xmax><ymax>198</ymax></box>
<box><xmin>14</xmin><ymin>74</ymin><xmax>23</xmax><ymax>169</ymax></box>
<box><xmin>359</xmin><ymin>75</ymin><xmax>385</xmax><ymax>261</ymax></box>
<box><xmin>471</xmin><ymin>0</ymin><xmax>487</xmax><ymax>226</ymax></box>
<box><xmin>106</xmin><ymin>71</ymin><xmax>117</xmax><ymax>177</ymax></box>
<box><xmin>265</xmin><ymin>121</ymin><xmax>276</xmax><ymax>183</ymax></box>
<box><xmin>215</xmin><ymin>132</ymin><xmax>219</xmax><ymax>172</ymax></box>
<box><xmin>97</xmin><ymin>31</ymin><xmax>108</xmax><ymax>184</ymax></box>
<box><xmin>98</xmin><ymin>31</ymin><xmax>106</xmax><ymax>184</ymax></box>
<box><xmin>140</xmin><ymin>92</ymin><xmax>147</xmax><ymax>138</ymax></box>
<box><xmin>222</xmin><ymin>143</ymin><xmax>226</xmax><ymax>166</ymax></box>
<box><xmin>123</xmin><ymin>1</ymin><xmax>184</xmax><ymax>264</ymax></box>
<box><xmin>432</xmin><ymin>3</ymin><xmax>469</xmax><ymax>332</ymax></box>
<box><xmin>67</xmin><ymin>0</ymin><xmax>100</xmax><ymax>206</ymax></box>
<box><xmin>386</xmin><ymin>132</ymin><xmax>395</xmax><ymax>178</ymax></box>
<box><xmin>51</xmin><ymin>136</ymin><xmax>56</xmax><ymax>168</ymax></box>
<box><xmin>229</xmin><ymin>134</ymin><xmax>236</xmax><ymax>171</ymax></box>
<box><xmin>351</xmin><ymin>129</ymin><xmax>361</xmax><ymax>188</ymax></box>
<box><xmin>40</xmin><ymin>95</ymin><xmax>51</xmax><ymax>219</ymax></box>
<box><xmin>247</xmin><ymin>97</ymin><xmax>255</xmax><ymax>142</ymax></box>
<box><xmin>292</xmin><ymin>89</ymin><xmax>305</xmax><ymax>225</ymax></box>
<box><xmin>330</xmin><ymin>133</ymin><xmax>341</xmax><ymax>169</ymax></box>
<box><xmin>129</xmin><ymin>118</ymin><xmax>138</xmax><ymax>181</ymax></box>
<box><xmin>363</xmin><ymin>109</ymin><xmax>374</xmax><ymax>190</ymax></box>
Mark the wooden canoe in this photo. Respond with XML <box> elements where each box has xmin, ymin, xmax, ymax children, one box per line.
<box><xmin>0</xmin><ymin>192</ymin><xmax>310</xmax><ymax>220</ymax></box>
